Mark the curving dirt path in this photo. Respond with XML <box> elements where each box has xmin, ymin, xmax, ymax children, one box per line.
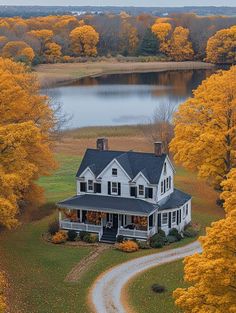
<box><xmin>90</xmin><ymin>241</ymin><xmax>201</xmax><ymax>313</ymax></box>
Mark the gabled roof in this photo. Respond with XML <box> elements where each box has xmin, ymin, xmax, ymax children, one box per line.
<box><xmin>58</xmin><ymin>194</ymin><xmax>157</xmax><ymax>216</ymax></box>
<box><xmin>76</xmin><ymin>149</ymin><xmax>167</xmax><ymax>184</ymax></box>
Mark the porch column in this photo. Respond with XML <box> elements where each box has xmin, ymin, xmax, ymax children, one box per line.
<box><xmin>80</xmin><ymin>209</ymin><xmax>83</xmax><ymax>223</ymax></box>
<box><xmin>147</xmin><ymin>215</ymin><xmax>149</xmax><ymax>232</ymax></box>
<box><xmin>59</xmin><ymin>210</ymin><xmax>62</xmax><ymax>223</ymax></box>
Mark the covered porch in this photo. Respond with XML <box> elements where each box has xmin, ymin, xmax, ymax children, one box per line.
<box><xmin>57</xmin><ymin>194</ymin><xmax>158</xmax><ymax>241</ymax></box>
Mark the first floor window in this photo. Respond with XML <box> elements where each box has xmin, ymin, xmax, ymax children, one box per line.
<box><xmin>112</xmin><ymin>182</ymin><xmax>118</xmax><ymax>194</ymax></box>
<box><xmin>139</xmin><ymin>185</ymin><xmax>144</xmax><ymax>196</ymax></box>
<box><xmin>162</xmin><ymin>213</ymin><xmax>168</xmax><ymax>225</ymax></box>
<box><xmin>88</xmin><ymin>180</ymin><xmax>93</xmax><ymax>191</ymax></box>
<box><xmin>172</xmin><ymin>211</ymin><xmax>177</xmax><ymax>223</ymax></box>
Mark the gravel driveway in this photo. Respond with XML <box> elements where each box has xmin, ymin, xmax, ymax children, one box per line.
<box><xmin>91</xmin><ymin>241</ymin><xmax>201</xmax><ymax>313</ymax></box>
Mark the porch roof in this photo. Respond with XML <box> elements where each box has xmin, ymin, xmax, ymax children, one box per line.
<box><xmin>159</xmin><ymin>189</ymin><xmax>191</xmax><ymax>211</ymax></box>
<box><xmin>57</xmin><ymin>194</ymin><xmax>157</xmax><ymax>216</ymax></box>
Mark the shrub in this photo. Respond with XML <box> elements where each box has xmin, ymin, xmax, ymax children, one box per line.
<box><xmin>83</xmin><ymin>233</ymin><xmax>99</xmax><ymax>243</ymax></box>
<box><xmin>137</xmin><ymin>241</ymin><xmax>151</xmax><ymax>249</ymax></box>
<box><xmin>169</xmin><ymin>228</ymin><xmax>182</xmax><ymax>241</ymax></box>
<box><xmin>158</xmin><ymin>228</ymin><xmax>166</xmax><ymax>238</ymax></box>
<box><xmin>67</xmin><ymin>230</ymin><xmax>78</xmax><ymax>241</ymax></box>
<box><xmin>79</xmin><ymin>231</ymin><xmax>87</xmax><ymax>241</ymax></box>
<box><xmin>116</xmin><ymin>235</ymin><xmax>124</xmax><ymax>243</ymax></box>
<box><xmin>51</xmin><ymin>231</ymin><xmax>67</xmax><ymax>244</ymax></box>
<box><xmin>48</xmin><ymin>220</ymin><xmax>59</xmax><ymax>235</ymax></box>
<box><xmin>151</xmin><ymin>284</ymin><xmax>166</xmax><ymax>293</ymax></box>
<box><xmin>117</xmin><ymin>240</ymin><xmax>139</xmax><ymax>252</ymax></box>
<box><xmin>183</xmin><ymin>226</ymin><xmax>199</xmax><ymax>238</ymax></box>
<box><xmin>150</xmin><ymin>233</ymin><xmax>166</xmax><ymax>248</ymax></box>
<box><xmin>167</xmin><ymin>235</ymin><xmax>178</xmax><ymax>243</ymax></box>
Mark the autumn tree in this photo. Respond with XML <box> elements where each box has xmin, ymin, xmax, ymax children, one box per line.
<box><xmin>0</xmin><ymin>272</ymin><xmax>6</xmax><ymax>313</ymax></box>
<box><xmin>170</xmin><ymin>66</ymin><xmax>236</xmax><ymax>189</ymax></box>
<box><xmin>151</xmin><ymin>22</ymin><xmax>172</xmax><ymax>55</ymax></box>
<box><xmin>206</xmin><ymin>25</ymin><xmax>236</xmax><ymax>64</ymax></box>
<box><xmin>173</xmin><ymin>208</ymin><xmax>236</xmax><ymax>313</ymax></box>
<box><xmin>0</xmin><ymin>58</ymin><xmax>57</xmax><ymax>229</ymax></box>
<box><xmin>70</xmin><ymin>25</ymin><xmax>99</xmax><ymax>56</ymax></box>
<box><xmin>221</xmin><ymin>168</ymin><xmax>236</xmax><ymax>214</ymax></box>
<box><xmin>168</xmin><ymin>26</ymin><xmax>194</xmax><ymax>61</ymax></box>
<box><xmin>27</xmin><ymin>29</ymin><xmax>53</xmax><ymax>56</ymax></box>
<box><xmin>139</xmin><ymin>28</ymin><xmax>159</xmax><ymax>56</ymax></box>
<box><xmin>45</xmin><ymin>42</ymin><xmax>62</xmax><ymax>63</ymax></box>
<box><xmin>2</xmin><ymin>41</ymin><xmax>35</xmax><ymax>63</ymax></box>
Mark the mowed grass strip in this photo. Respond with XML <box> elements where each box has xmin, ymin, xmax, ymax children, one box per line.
<box><xmin>0</xmin><ymin>153</ymin><xmax>223</xmax><ymax>313</ymax></box>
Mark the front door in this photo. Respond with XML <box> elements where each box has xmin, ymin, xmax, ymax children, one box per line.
<box><xmin>113</xmin><ymin>214</ymin><xmax>118</xmax><ymax>229</ymax></box>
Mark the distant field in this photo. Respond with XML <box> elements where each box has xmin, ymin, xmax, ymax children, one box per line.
<box><xmin>35</xmin><ymin>60</ymin><xmax>214</xmax><ymax>87</ymax></box>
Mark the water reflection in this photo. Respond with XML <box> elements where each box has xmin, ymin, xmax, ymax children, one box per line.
<box><xmin>48</xmin><ymin>69</ymin><xmax>214</xmax><ymax>128</ymax></box>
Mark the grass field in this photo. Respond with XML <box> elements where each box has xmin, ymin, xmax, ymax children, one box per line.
<box><xmin>0</xmin><ymin>131</ymin><xmax>224</xmax><ymax>313</ymax></box>
<box><xmin>35</xmin><ymin>60</ymin><xmax>214</xmax><ymax>87</ymax></box>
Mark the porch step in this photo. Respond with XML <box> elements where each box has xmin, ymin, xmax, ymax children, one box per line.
<box><xmin>100</xmin><ymin>228</ymin><xmax>117</xmax><ymax>243</ymax></box>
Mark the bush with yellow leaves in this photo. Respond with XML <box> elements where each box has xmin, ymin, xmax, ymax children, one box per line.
<box><xmin>117</xmin><ymin>240</ymin><xmax>139</xmax><ymax>253</ymax></box>
<box><xmin>51</xmin><ymin>231</ymin><xmax>67</xmax><ymax>244</ymax></box>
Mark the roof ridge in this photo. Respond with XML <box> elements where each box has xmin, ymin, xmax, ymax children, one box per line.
<box><xmin>86</xmin><ymin>147</ymin><xmax>167</xmax><ymax>157</ymax></box>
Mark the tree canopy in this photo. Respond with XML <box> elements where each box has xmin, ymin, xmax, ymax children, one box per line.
<box><xmin>170</xmin><ymin>66</ymin><xmax>236</xmax><ymax>189</ymax></box>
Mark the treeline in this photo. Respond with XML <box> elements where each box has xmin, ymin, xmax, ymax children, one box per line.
<box><xmin>0</xmin><ymin>13</ymin><xmax>235</xmax><ymax>65</ymax></box>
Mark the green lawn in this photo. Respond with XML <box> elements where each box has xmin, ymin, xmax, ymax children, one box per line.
<box><xmin>0</xmin><ymin>154</ymin><xmax>223</xmax><ymax>313</ymax></box>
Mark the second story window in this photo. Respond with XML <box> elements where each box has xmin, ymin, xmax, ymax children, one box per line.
<box><xmin>138</xmin><ymin>185</ymin><xmax>144</xmax><ymax>196</ymax></box>
<box><xmin>112</xmin><ymin>168</ymin><xmax>117</xmax><ymax>176</ymax></box>
<box><xmin>161</xmin><ymin>181</ymin><xmax>164</xmax><ymax>194</ymax></box>
<box><xmin>112</xmin><ymin>182</ymin><xmax>118</xmax><ymax>194</ymax></box>
<box><xmin>88</xmin><ymin>180</ymin><xmax>93</xmax><ymax>191</ymax></box>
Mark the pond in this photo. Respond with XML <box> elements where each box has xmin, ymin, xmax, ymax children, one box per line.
<box><xmin>47</xmin><ymin>69</ymin><xmax>215</xmax><ymax>128</ymax></box>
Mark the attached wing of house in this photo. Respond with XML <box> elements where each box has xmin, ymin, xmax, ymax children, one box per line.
<box><xmin>57</xmin><ymin>138</ymin><xmax>191</xmax><ymax>243</ymax></box>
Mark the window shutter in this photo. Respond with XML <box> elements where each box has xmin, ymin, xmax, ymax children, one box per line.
<box><xmin>148</xmin><ymin>188</ymin><xmax>153</xmax><ymax>199</ymax></box>
<box><xmin>158</xmin><ymin>213</ymin><xmax>161</xmax><ymax>228</ymax></box>
<box><xmin>118</xmin><ymin>183</ymin><xmax>121</xmax><ymax>196</ymax></box>
<box><xmin>168</xmin><ymin>212</ymin><xmax>172</xmax><ymax>228</ymax></box>
<box><xmin>177</xmin><ymin>210</ymin><xmax>179</xmax><ymax>225</ymax></box>
<box><xmin>108</xmin><ymin>181</ymin><xmax>111</xmax><ymax>195</ymax></box>
<box><xmin>80</xmin><ymin>182</ymin><xmax>87</xmax><ymax>192</ymax></box>
<box><xmin>179</xmin><ymin>209</ymin><xmax>182</xmax><ymax>223</ymax></box>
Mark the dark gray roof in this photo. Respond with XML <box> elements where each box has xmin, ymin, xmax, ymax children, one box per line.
<box><xmin>58</xmin><ymin>194</ymin><xmax>157</xmax><ymax>216</ymax></box>
<box><xmin>159</xmin><ymin>189</ymin><xmax>191</xmax><ymax>211</ymax></box>
<box><xmin>76</xmin><ymin>149</ymin><xmax>167</xmax><ymax>184</ymax></box>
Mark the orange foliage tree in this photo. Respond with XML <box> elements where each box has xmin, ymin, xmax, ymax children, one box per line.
<box><xmin>151</xmin><ymin>22</ymin><xmax>172</xmax><ymax>55</ymax></box>
<box><xmin>70</xmin><ymin>25</ymin><xmax>99</xmax><ymax>56</ymax></box>
<box><xmin>170</xmin><ymin>66</ymin><xmax>236</xmax><ymax>189</ymax></box>
<box><xmin>2</xmin><ymin>40</ymin><xmax>35</xmax><ymax>63</ymax></box>
<box><xmin>28</xmin><ymin>29</ymin><xmax>53</xmax><ymax>56</ymax></box>
<box><xmin>206</xmin><ymin>25</ymin><xmax>236</xmax><ymax>64</ymax></box>
<box><xmin>168</xmin><ymin>26</ymin><xmax>194</xmax><ymax>61</ymax></box>
<box><xmin>45</xmin><ymin>42</ymin><xmax>62</xmax><ymax>63</ymax></box>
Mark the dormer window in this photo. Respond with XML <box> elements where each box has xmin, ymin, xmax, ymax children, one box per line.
<box><xmin>112</xmin><ymin>168</ymin><xmax>117</xmax><ymax>176</ymax></box>
<box><xmin>138</xmin><ymin>185</ymin><xmax>144</xmax><ymax>196</ymax></box>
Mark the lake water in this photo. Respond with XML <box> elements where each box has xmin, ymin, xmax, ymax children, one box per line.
<box><xmin>48</xmin><ymin>69</ymin><xmax>214</xmax><ymax>128</ymax></box>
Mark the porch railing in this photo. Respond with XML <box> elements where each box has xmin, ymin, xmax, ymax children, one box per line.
<box><xmin>60</xmin><ymin>220</ymin><xmax>103</xmax><ymax>240</ymax></box>
<box><xmin>117</xmin><ymin>225</ymin><xmax>156</xmax><ymax>239</ymax></box>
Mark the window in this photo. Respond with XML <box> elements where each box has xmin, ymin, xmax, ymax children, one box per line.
<box><xmin>112</xmin><ymin>182</ymin><xmax>118</xmax><ymax>194</ymax></box>
<box><xmin>145</xmin><ymin>187</ymin><xmax>153</xmax><ymax>199</ymax></box>
<box><xmin>94</xmin><ymin>183</ymin><xmax>101</xmax><ymax>193</ymax></box>
<box><xmin>88</xmin><ymin>180</ymin><xmax>93</xmax><ymax>191</ymax></box>
<box><xmin>164</xmin><ymin>162</ymin><xmax>167</xmax><ymax>174</ymax></box>
<box><xmin>162</xmin><ymin>213</ymin><xmax>168</xmax><ymax>225</ymax></box>
<box><xmin>139</xmin><ymin>185</ymin><xmax>144</xmax><ymax>196</ymax></box>
<box><xmin>130</xmin><ymin>186</ymin><xmax>137</xmax><ymax>197</ymax></box>
<box><xmin>186</xmin><ymin>203</ymin><xmax>189</xmax><ymax>216</ymax></box>
<box><xmin>161</xmin><ymin>181</ymin><xmax>164</xmax><ymax>194</ymax></box>
<box><xmin>169</xmin><ymin>176</ymin><xmax>172</xmax><ymax>189</ymax></box>
<box><xmin>112</xmin><ymin>168</ymin><xmax>117</xmax><ymax>176</ymax></box>
<box><xmin>80</xmin><ymin>182</ymin><xmax>87</xmax><ymax>192</ymax></box>
<box><xmin>172</xmin><ymin>211</ymin><xmax>177</xmax><ymax>223</ymax></box>
<box><xmin>166</xmin><ymin>177</ymin><xmax>169</xmax><ymax>189</ymax></box>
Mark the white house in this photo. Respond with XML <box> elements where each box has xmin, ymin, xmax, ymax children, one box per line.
<box><xmin>57</xmin><ymin>138</ymin><xmax>191</xmax><ymax>242</ymax></box>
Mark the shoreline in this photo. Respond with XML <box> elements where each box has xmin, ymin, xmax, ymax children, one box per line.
<box><xmin>35</xmin><ymin>60</ymin><xmax>215</xmax><ymax>87</ymax></box>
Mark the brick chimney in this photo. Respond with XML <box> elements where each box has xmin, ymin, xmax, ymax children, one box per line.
<box><xmin>97</xmin><ymin>138</ymin><xmax>109</xmax><ymax>151</ymax></box>
<box><xmin>154</xmin><ymin>142</ymin><xmax>162</xmax><ymax>156</ymax></box>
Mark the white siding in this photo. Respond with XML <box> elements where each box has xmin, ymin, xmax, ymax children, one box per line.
<box><xmin>157</xmin><ymin>157</ymin><xmax>174</xmax><ymax>202</ymax></box>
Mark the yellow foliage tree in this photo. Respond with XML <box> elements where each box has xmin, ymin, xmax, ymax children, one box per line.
<box><xmin>173</xmin><ymin>210</ymin><xmax>236</xmax><ymax>313</ymax></box>
<box><xmin>151</xmin><ymin>22</ymin><xmax>172</xmax><ymax>54</ymax></box>
<box><xmin>128</xmin><ymin>26</ymin><xmax>139</xmax><ymax>55</ymax></box>
<box><xmin>70</xmin><ymin>25</ymin><xmax>99</xmax><ymax>56</ymax></box>
<box><xmin>28</xmin><ymin>29</ymin><xmax>53</xmax><ymax>55</ymax></box>
<box><xmin>168</xmin><ymin>26</ymin><xmax>194</xmax><ymax>61</ymax></box>
<box><xmin>0</xmin><ymin>57</ymin><xmax>57</xmax><ymax>229</ymax></box>
<box><xmin>45</xmin><ymin>42</ymin><xmax>62</xmax><ymax>63</ymax></box>
<box><xmin>2</xmin><ymin>40</ymin><xmax>35</xmax><ymax>63</ymax></box>
<box><xmin>206</xmin><ymin>25</ymin><xmax>236</xmax><ymax>64</ymax></box>
<box><xmin>170</xmin><ymin>66</ymin><xmax>236</xmax><ymax>189</ymax></box>
<box><xmin>221</xmin><ymin>168</ymin><xmax>236</xmax><ymax>214</ymax></box>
